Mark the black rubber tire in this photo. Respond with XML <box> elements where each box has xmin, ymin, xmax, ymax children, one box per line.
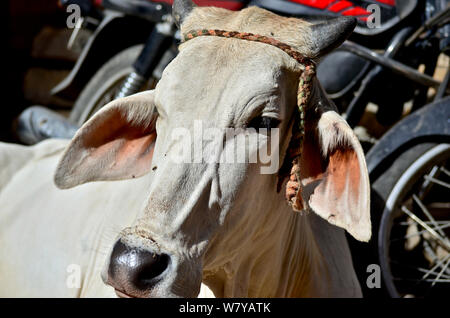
<box><xmin>371</xmin><ymin>143</ymin><xmax>437</xmax><ymax>204</ymax></box>
<box><xmin>69</xmin><ymin>45</ymin><xmax>144</xmax><ymax>126</ymax></box>
<box><xmin>374</xmin><ymin>143</ymin><xmax>450</xmax><ymax>297</ymax></box>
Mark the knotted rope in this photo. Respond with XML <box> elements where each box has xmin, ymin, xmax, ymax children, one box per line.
<box><xmin>182</xmin><ymin>29</ymin><xmax>316</xmax><ymax>212</ymax></box>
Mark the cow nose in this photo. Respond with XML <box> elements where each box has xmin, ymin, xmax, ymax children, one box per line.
<box><xmin>107</xmin><ymin>240</ymin><xmax>170</xmax><ymax>295</ymax></box>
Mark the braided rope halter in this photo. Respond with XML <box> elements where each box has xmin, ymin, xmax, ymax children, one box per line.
<box><xmin>182</xmin><ymin>29</ymin><xmax>316</xmax><ymax>212</ymax></box>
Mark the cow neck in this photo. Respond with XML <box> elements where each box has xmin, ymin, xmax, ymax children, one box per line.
<box><xmin>182</xmin><ymin>29</ymin><xmax>316</xmax><ymax>214</ymax></box>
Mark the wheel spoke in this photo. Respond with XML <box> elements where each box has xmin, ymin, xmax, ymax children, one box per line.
<box><xmin>393</xmin><ymin>278</ymin><xmax>450</xmax><ymax>283</ymax></box>
<box><xmin>412</xmin><ymin>194</ymin><xmax>448</xmax><ymax>239</ymax></box>
<box><xmin>421</xmin><ymin>253</ymin><xmax>450</xmax><ymax>280</ymax></box>
<box><xmin>390</xmin><ymin>259</ymin><xmax>450</xmax><ymax>279</ymax></box>
<box><xmin>398</xmin><ymin>222</ymin><xmax>450</xmax><ymax>240</ymax></box>
<box><xmin>401</xmin><ymin>206</ymin><xmax>450</xmax><ymax>251</ymax></box>
<box><xmin>399</xmin><ymin>221</ymin><xmax>450</xmax><ymax>226</ymax></box>
<box><xmin>440</xmin><ymin>166</ymin><xmax>450</xmax><ymax>178</ymax></box>
<box><xmin>419</xmin><ymin>165</ymin><xmax>440</xmax><ymax>197</ymax></box>
<box><xmin>431</xmin><ymin>258</ymin><xmax>450</xmax><ymax>287</ymax></box>
<box><xmin>423</xmin><ymin>175</ymin><xmax>450</xmax><ymax>189</ymax></box>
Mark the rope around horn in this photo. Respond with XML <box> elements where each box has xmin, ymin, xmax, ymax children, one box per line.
<box><xmin>182</xmin><ymin>29</ymin><xmax>316</xmax><ymax>212</ymax></box>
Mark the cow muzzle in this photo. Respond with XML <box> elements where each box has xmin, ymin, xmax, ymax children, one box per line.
<box><xmin>105</xmin><ymin>239</ymin><xmax>172</xmax><ymax>298</ymax></box>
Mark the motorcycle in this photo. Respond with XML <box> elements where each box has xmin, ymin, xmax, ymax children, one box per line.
<box><xmin>47</xmin><ymin>0</ymin><xmax>449</xmax><ymax>129</ymax></box>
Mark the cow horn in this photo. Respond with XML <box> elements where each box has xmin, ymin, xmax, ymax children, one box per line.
<box><xmin>172</xmin><ymin>0</ymin><xmax>197</xmax><ymax>28</ymax></box>
<box><xmin>309</xmin><ymin>16</ymin><xmax>356</xmax><ymax>57</ymax></box>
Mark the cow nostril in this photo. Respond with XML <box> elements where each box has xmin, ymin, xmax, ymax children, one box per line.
<box><xmin>108</xmin><ymin>240</ymin><xmax>171</xmax><ymax>293</ymax></box>
<box><xmin>137</xmin><ymin>253</ymin><xmax>170</xmax><ymax>283</ymax></box>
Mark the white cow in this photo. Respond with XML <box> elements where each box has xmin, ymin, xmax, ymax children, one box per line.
<box><xmin>0</xmin><ymin>2</ymin><xmax>370</xmax><ymax>297</ymax></box>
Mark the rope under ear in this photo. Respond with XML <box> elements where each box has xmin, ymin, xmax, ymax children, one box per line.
<box><xmin>182</xmin><ymin>29</ymin><xmax>316</xmax><ymax>212</ymax></box>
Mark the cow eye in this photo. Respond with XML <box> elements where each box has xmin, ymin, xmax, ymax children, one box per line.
<box><xmin>247</xmin><ymin>116</ymin><xmax>280</xmax><ymax>130</ymax></box>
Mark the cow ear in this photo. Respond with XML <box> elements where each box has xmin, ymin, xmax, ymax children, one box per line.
<box><xmin>54</xmin><ymin>91</ymin><xmax>158</xmax><ymax>189</ymax></box>
<box><xmin>309</xmin><ymin>17</ymin><xmax>356</xmax><ymax>58</ymax></box>
<box><xmin>299</xmin><ymin>111</ymin><xmax>371</xmax><ymax>242</ymax></box>
<box><xmin>172</xmin><ymin>0</ymin><xmax>197</xmax><ymax>28</ymax></box>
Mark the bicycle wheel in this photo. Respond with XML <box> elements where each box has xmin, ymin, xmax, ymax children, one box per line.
<box><xmin>378</xmin><ymin>143</ymin><xmax>450</xmax><ymax>297</ymax></box>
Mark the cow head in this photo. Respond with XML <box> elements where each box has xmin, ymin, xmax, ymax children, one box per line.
<box><xmin>55</xmin><ymin>1</ymin><xmax>370</xmax><ymax>297</ymax></box>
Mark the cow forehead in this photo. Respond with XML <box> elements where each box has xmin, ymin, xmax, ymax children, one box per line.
<box><xmin>181</xmin><ymin>6</ymin><xmax>313</xmax><ymax>57</ymax></box>
<box><xmin>154</xmin><ymin>39</ymin><xmax>299</xmax><ymax>124</ymax></box>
